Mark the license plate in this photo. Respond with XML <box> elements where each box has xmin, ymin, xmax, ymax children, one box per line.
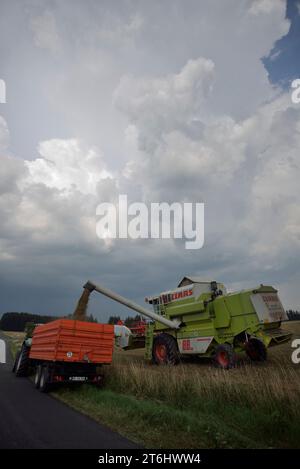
<box><xmin>68</xmin><ymin>376</ymin><xmax>88</xmax><ymax>382</ymax></box>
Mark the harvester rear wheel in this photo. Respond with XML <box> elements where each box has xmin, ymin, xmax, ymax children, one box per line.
<box><xmin>152</xmin><ymin>334</ymin><xmax>180</xmax><ymax>365</ymax></box>
<box><xmin>245</xmin><ymin>338</ymin><xmax>267</xmax><ymax>362</ymax></box>
<box><xmin>15</xmin><ymin>344</ymin><xmax>30</xmax><ymax>377</ymax></box>
<box><xmin>213</xmin><ymin>344</ymin><xmax>236</xmax><ymax>369</ymax></box>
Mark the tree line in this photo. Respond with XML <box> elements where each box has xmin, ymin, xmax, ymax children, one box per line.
<box><xmin>286</xmin><ymin>310</ymin><xmax>300</xmax><ymax>321</ymax></box>
<box><xmin>0</xmin><ymin>311</ymin><xmax>98</xmax><ymax>331</ymax></box>
<box><xmin>108</xmin><ymin>314</ymin><xmax>143</xmax><ymax>327</ymax></box>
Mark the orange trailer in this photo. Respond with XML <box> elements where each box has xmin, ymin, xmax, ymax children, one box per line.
<box><xmin>13</xmin><ymin>319</ymin><xmax>114</xmax><ymax>392</ymax></box>
<box><xmin>29</xmin><ymin>319</ymin><xmax>114</xmax><ymax>364</ymax></box>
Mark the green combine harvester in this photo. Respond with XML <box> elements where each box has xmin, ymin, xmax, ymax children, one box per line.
<box><xmin>83</xmin><ymin>276</ymin><xmax>292</xmax><ymax>369</ymax></box>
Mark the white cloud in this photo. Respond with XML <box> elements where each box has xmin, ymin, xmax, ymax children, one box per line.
<box><xmin>25</xmin><ymin>139</ymin><xmax>113</xmax><ymax>195</ymax></box>
<box><xmin>96</xmin><ymin>12</ymin><xmax>144</xmax><ymax>44</ymax></box>
<box><xmin>114</xmin><ymin>58</ymin><xmax>215</xmax><ymax>153</ymax></box>
<box><xmin>0</xmin><ymin>0</ymin><xmax>299</xmax><ymax>315</ymax></box>
<box><xmin>244</xmin><ymin>101</ymin><xmax>300</xmax><ymax>261</ymax></box>
<box><xmin>30</xmin><ymin>10</ymin><xmax>61</xmax><ymax>55</ymax></box>
<box><xmin>249</xmin><ymin>0</ymin><xmax>284</xmax><ymax>16</ymax></box>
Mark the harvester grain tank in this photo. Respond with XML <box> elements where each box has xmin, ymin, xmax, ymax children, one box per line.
<box><xmin>83</xmin><ymin>276</ymin><xmax>292</xmax><ymax>368</ymax></box>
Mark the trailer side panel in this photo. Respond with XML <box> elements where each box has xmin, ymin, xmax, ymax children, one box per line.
<box><xmin>29</xmin><ymin>319</ymin><xmax>114</xmax><ymax>364</ymax></box>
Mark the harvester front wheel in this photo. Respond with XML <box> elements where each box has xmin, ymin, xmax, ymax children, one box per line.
<box><xmin>245</xmin><ymin>338</ymin><xmax>267</xmax><ymax>362</ymax></box>
<box><xmin>213</xmin><ymin>344</ymin><xmax>236</xmax><ymax>369</ymax></box>
<box><xmin>152</xmin><ymin>334</ymin><xmax>180</xmax><ymax>365</ymax></box>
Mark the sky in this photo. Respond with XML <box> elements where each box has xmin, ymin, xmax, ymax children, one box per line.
<box><xmin>264</xmin><ymin>0</ymin><xmax>300</xmax><ymax>85</ymax></box>
<box><xmin>0</xmin><ymin>0</ymin><xmax>300</xmax><ymax>320</ymax></box>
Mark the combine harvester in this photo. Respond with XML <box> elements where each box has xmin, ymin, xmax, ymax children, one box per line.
<box><xmin>82</xmin><ymin>276</ymin><xmax>292</xmax><ymax>369</ymax></box>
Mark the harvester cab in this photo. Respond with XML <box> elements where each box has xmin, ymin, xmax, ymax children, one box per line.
<box><xmin>83</xmin><ymin>277</ymin><xmax>292</xmax><ymax>369</ymax></box>
<box><xmin>145</xmin><ymin>278</ymin><xmax>226</xmax><ymax>318</ymax></box>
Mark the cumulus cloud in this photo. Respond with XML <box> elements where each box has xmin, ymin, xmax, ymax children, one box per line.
<box><xmin>96</xmin><ymin>12</ymin><xmax>144</xmax><ymax>45</ymax></box>
<box><xmin>30</xmin><ymin>10</ymin><xmax>61</xmax><ymax>55</ymax></box>
<box><xmin>25</xmin><ymin>139</ymin><xmax>112</xmax><ymax>195</ymax></box>
<box><xmin>244</xmin><ymin>101</ymin><xmax>300</xmax><ymax>260</ymax></box>
<box><xmin>0</xmin><ymin>131</ymin><xmax>115</xmax><ymax>248</ymax></box>
<box><xmin>249</xmin><ymin>0</ymin><xmax>284</xmax><ymax>16</ymax></box>
<box><xmin>0</xmin><ymin>0</ymin><xmax>299</xmax><ymax>316</ymax></box>
<box><xmin>114</xmin><ymin>58</ymin><xmax>215</xmax><ymax>153</ymax></box>
<box><xmin>114</xmin><ymin>59</ymin><xmax>250</xmax><ymax>200</ymax></box>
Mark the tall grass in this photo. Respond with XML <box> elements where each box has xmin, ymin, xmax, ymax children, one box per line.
<box><xmin>95</xmin><ymin>347</ymin><xmax>300</xmax><ymax>448</ymax></box>
<box><xmin>56</xmin><ymin>354</ymin><xmax>300</xmax><ymax>448</ymax></box>
<box><xmin>106</xmin><ymin>358</ymin><xmax>300</xmax><ymax>414</ymax></box>
<box><xmin>56</xmin><ymin>320</ymin><xmax>300</xmax><ymax>447</ymax></box>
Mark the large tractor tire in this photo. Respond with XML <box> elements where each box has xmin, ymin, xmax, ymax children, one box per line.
<box><xmin>245</xmin><ymin>338</ymin><xmax>267</xmax><ymax>362</ymax></box>
<box><xmin>152</xmin><ymin>333</ymin><xmax>180</xmax><ymax>365</ymax></box>
<box><xmin>213</xmin><ymin>343</ymin><xmax>236</xmax><ymax>369</ymax></box>
<box><xmin>14</xmin><ymin>344</ymin><xmax>30</xmax><ymax>377</ymax></box>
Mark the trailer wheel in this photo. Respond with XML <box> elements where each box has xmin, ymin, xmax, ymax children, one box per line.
<box><xmin>34</xmin><ymin>365</ymin><xmax>43</xmax><ymax>388</ymax></box>
<box><xmin>245</xmin><ymin>338</ymin><xmax>267</xmax><ymax>362</ymax></box>
<box><xmin>15</xmin><ymin>344</ymin><xmax>30</xmax><ymax>377</ymax></box>
<box><xmin>213</xmin><ymin>344</ymin><xmax>236</xmax><ymax>369</ymax></box>
<box><xmin>39</xmin><ymin>366</ymin><xmax>51</xmax><ymax>393</ymax></box>
<box><xmin>152</xmin><ymin>334</ymin><xmax>180</xmax><ymax>365</ymax></box>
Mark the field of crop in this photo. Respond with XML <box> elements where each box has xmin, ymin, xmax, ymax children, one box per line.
<box><xmin>3</xmin><ymin>331</ymin><xmax>26</xmax><ymax>358</ymax></box>
<box><xmin>54</xmin><ymin>321</ymin><xmax>300</xmax><ymax>448</ymax></box>
<box><xmin>3</xmin><ymin>321</ymin><xmax>300</xmax><ymax>448</ymax></box>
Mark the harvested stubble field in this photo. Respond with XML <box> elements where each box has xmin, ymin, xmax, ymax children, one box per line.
<box><xmin>4</xmin><ymin>322</ymin><xmax>300</xmax><ymax>448</ymax></box>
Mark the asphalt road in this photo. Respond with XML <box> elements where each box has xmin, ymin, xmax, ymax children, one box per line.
<box><xmin>0</xmin><ymin>333</ymin><xmax>139</xmax><ymax>449</ymax></box>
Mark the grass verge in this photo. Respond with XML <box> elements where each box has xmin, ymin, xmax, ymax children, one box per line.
<box><xmin>53</xmin><ymin>387</ymin><xmax>260</xmax><ymax>448</ymax></box>
<box><xmin>53</xmin><ymin>355</ymin><xmax>300</xmax><ymax>448</ymax></box>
